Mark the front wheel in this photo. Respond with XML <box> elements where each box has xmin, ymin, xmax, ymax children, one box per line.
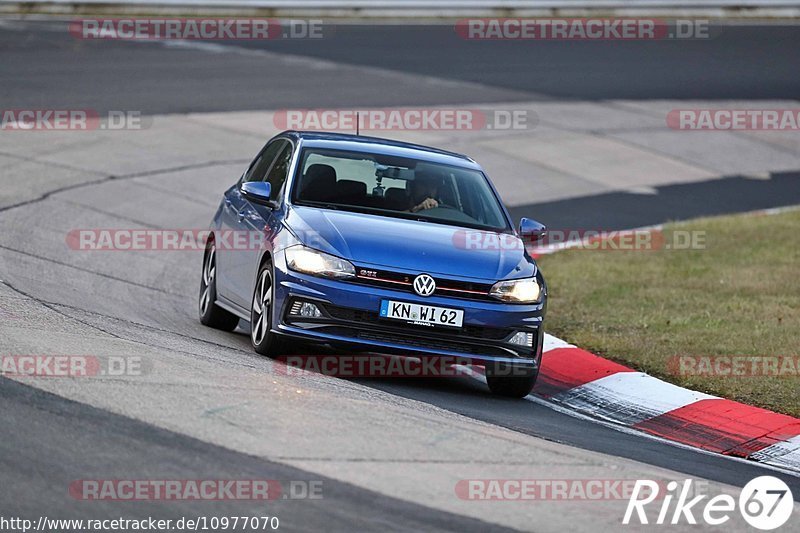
<box><xmin>250</xmin><ymin>262</ymin><xmax>286</xmax><ymax>357</ymax></box>
<box><xmin>485</xmin><ymin>362</ymin><xmax>538</xmax><ymax>398</ymax></box>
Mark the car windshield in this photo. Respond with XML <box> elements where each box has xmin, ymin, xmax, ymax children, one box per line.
<box><xmin>291</xmin><ymin>147</ymin><xmax>510</xmax><ymax>231</ymax></box>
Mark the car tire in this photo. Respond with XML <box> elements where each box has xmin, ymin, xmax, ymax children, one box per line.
<box><xmin>199</xmin><ymin>242</ymin><xmax>240</xmax><ymax>331</ymax></box>
<box><xmin>485</xmin><ymin>362</ymin><xmax>538</xmax><ymax>398</ymax></box>
<box><xmin>250</xmin><ymin>261</ymin><xmax>286</xmax><ymax>357</ymax></box>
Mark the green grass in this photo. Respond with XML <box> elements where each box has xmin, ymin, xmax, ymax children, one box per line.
<box><xmin>537</xmin><ymin>209</ymin><xmax>800</xmax><ymax>417</ymax></box>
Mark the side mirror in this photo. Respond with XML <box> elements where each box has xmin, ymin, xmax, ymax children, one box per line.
<box><xmin>241</xmin><ymin>181</ymin><xmax>277</xmax><ymax>208</ymax></box>
<box><xmin>519</xmin><ymin>218</ymin><xmax>546</xmax><ymax>242</ymax></box>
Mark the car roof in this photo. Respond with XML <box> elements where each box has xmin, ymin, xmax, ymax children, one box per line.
<box><xmin>278</xmin><ymin>130</ymin><xmax>482</xmax><ymax>170</ymax></box>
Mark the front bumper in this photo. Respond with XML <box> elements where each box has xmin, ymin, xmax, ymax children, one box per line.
<box><xmin>271</xmin><ymin>253</ymin><xmax>546</xmax><ymax>368</ymax></box>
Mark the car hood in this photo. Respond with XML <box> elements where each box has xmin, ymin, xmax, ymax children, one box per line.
<box><xmin>285</xmin><ymin>205</ymin><xmax>534</xmax><ymax>281</ymax></box>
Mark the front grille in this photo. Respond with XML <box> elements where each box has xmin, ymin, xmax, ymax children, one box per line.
<box><xmin>324</xmin><ymin>305</ymin><xmax>512</xmax><ymax>340</ymax></box>
<box><xmin>354</xmin><ymin>330</ymin><xmax>507</xmax><ymax>356</ymax></box>
<box><xmin>350</xmin><ymin>267</ymin><xmax>494</xmax><ymax>301</ymax></box>
<box><xmin>284</xmin><ymin>298</ymin><xmax>536</xmax><ymax>358</ymax></box>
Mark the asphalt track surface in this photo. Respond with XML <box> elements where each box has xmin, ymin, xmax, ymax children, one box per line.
<box><xmin>0</xmin><ymin>378</ymin><xmax>515</xmax><ymax>532</ymax></box>
<box><xmin>3</xmin><ymin>22</ymin><xmax>800</xmax><ymax>114</ymax></box>
<box><xmin>1</xmin><ymin>18</ymin><xmax>800</xmax><ymax>530</ymax></box>
<box><xmin>510</xmin><ymin>170</ymin><xmax>800</xmax><ymax>230</ymax></box>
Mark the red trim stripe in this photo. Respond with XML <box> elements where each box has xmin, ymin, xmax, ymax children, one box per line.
<box><xmin>534</xmin><ymin>347</ymin><xmax>633</xmax><ymax>398</ymax></box>
<box><xmin>633</xmin><ymin>398</ymin><xmax>800</xmax><ymax>457</ymax></box>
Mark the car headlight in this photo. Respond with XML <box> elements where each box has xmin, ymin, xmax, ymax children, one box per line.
<box><xmin>285</xmin><ymin>245</ymin><xmax>355</xmax><ymax>279</ymax></box>
<box><xmin>489</xmin><ymin>277</ymin><xmax>542</xmax><ymax>303</ymax></box>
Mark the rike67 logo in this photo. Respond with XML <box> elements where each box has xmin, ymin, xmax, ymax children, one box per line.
<box><xmin>624</xmin><ymin>476</ymin><xmax>794</xmax><ymax>529</ymax></box>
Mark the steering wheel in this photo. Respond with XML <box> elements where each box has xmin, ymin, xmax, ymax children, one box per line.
<box><xmin>432</xmin><ymin>200</ymin><xmax>459</xmax><ymax>211</ymax></box>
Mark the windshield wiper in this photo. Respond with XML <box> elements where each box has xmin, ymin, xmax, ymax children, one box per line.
<box><xmin>298</xmin><ymin>200</ymin><xmax>339</xmax><ymax>210</ymax></box>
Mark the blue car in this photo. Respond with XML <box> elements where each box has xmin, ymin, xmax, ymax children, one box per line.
<box><xmin>199</xmin><ymin>131</ymin><xmax>547</xmax><ymax>397</ymax></box>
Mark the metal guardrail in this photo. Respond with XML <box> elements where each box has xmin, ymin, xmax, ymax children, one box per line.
<box><xmin>4</xmin><ymin>0</ymin><xmax>800</xmax><ymax>5</ymax></box>
<box><xmin>2</xmin><ymin>0</ymin><xmax>799</xmax><ymax>16</ymax></box>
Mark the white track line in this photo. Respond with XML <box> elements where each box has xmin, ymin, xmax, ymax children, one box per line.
<box><xmin>551</xmin><ymin>371</ymin><xmax>717</xmax><ymax>426</ymax></box>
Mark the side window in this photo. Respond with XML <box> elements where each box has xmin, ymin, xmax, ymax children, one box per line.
<box><xmin>264</xmin><ymin>143</ymin><xmax>294</xmax><ymax>199</ymax></box>
<box><xmin>244</xmin><ymin>140</ymin><xmax>286</xmax><ymax>183</ymax></box>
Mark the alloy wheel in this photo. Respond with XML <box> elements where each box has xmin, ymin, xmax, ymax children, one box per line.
<box><xmin>251</xmin><ymin>269</ymin><xmax>272</xmax><ymax>346</ymax></box>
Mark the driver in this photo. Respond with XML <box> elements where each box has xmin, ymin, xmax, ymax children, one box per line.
<box><xmin>408</xmin><ymin>171</ymin><xmax>441</xmax><ymax>213</ymax></box>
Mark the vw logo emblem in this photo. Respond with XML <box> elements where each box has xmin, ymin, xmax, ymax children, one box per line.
<box><xmin>413</xmin><ymin>274</ymin><xmax>436</xmax><ymax>297</ymax></box>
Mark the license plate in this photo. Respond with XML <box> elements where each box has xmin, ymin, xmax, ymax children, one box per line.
<box><xmin>379</xmin><ymin>300</ymin><xmax>464</xmax><ymax>328</ymax></box>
